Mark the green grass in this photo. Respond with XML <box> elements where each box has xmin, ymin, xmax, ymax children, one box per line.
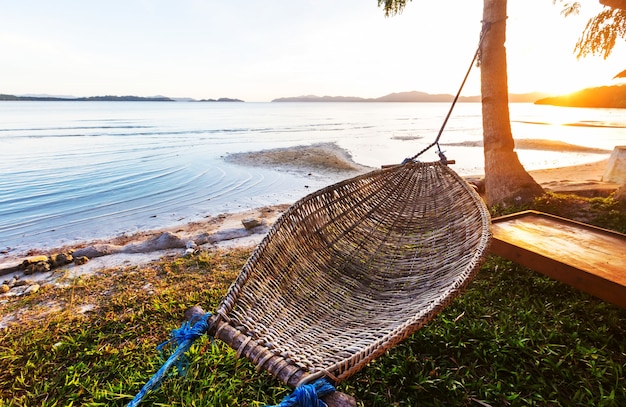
<box><xmin>1</xmin><ymin>194</ymin><xmax>625</xmax><ymax>406</ymax></box>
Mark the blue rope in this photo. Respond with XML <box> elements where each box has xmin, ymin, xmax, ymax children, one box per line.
<box><xmin>127</xmin><ymin>312</ymin><xmax>212</xmax><ymax>407</ymax></box>
<box><xmin>267</xmin><ymin>378</ymin><xmax>336</xmax><ymax>407</ymax></box>
<box><xmin>156</xmin><ymin>312</ymin><xmax>212</xmax><ymax>375</ymax></box>
<box><xmin>127</xmin><ymin>312</ymin><xmax>335</xmax><ymax>407</ymax></box>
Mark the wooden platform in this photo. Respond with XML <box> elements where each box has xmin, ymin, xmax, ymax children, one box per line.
<box><xmin>490</xmin><ymin>210</ymin><xmax>626</xmax><ymax>308</ymax></box>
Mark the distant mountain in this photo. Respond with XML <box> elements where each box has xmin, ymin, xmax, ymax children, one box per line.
<box><xmin>79</xmin><ymin>95</ymin><xmax>174</xmax><ymax>102</ymax></box>
<box><xmin>196</xmin><ymin>97</ymin><xmax>244</xmax><ymax>102</ymax></box>
<box><xmin>508</xmin><ymin>92</ymin><xmax>552</xmax><ymax>103</ymax></box>
<box><xmin>271</xmin><ymin>95</ymin><xmax>370</xmax><ymax>102</ymax></box>
<box><xmin>534</xmin><ymin>85</ymin><xmax>626</xmax><ymax>108</ymax></box>
<box><xmin>0</xmin><ymin>94</ymin><xmax>244</xmax><ymax>102</ymax></box>
<box><xmin>0</xmin><ymin>94</ymin><xmax>174</xmax><ymax>102</ymax></box>
<box><xmin>17</xmin><ymin>93</ymin><xmax>75</xmax><ymax>99</ymax></box>
<box><xmin>376</xmin><ymin>91</ymin><xmax>461</xmax><ymax>102</ymax></box>
<box><xmin>272</xmin><ymin>91</ymin><xmax>548</xmax><ymax>103</ymax></box>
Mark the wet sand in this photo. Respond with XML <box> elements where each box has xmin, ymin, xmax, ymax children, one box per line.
<box><xmin>444</xmin><ymin>139</ymin><xmax>612</xmax><ymax>154</ymax></box>
<box><xmin>224</xmin><ymin>142</ymin><xmax>373</xmax><ymax>174</ymax></box>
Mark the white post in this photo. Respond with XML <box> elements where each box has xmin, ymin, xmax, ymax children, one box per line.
<box><xmin>602</xmin><ymin>146</ymin><xmax>626</xmax><ymax>184</ymax></box>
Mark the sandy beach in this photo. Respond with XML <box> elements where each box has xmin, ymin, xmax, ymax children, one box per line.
<box><xmin>0</xmin><ymin>141</ymin><xmax>619</xmax><ymax>293</ymax></box>
<box><xmin>527</xmin><ymin>158</ymin><xmax>619</xmax><ymax>196</ymax></box>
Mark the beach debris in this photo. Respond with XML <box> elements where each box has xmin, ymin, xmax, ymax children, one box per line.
<box><xmin>122</xmin><ymin>232</ymin><xmax>186</xmax><ymax>253</ymax></box>
<box><xmin>50</xmin><ymin>252</ymin><xmax>74</xmax><ymax>268</ymax></box>
<box><xmin>0</xmin><ymin>276</ymin><xmax>41</xmax><ymax>297</ymax></box>
<box><xmin>18</xmin><ymin>252</ymin><xmax>76</xmax><ymax>275</ymax></box>
<box><xmin>194</xmin><ymin>233</ymin><xmax>212</xmax><ymax>246</ymax></box>
<box><xmin>184</xmin><ymin>241</ymin><xmax>198</xmax><ymax>256</ymax></box>
<box><xmin>0</xmin><ymin>206</ymin><xmax>287</xmax><ymax>288</ymax></box>
<box><xmin>74</xmin><ymin>256</ymin><xmax>89</xmax><ymax>265</ymax></box>
<box><xmin>12</xmin><ymin>279</ymin><xmax>28</xmax><ymax>288</ymax></box>
<box><xmin>21</xmin><ymin>256</ymin><xmax>51</xmax><ymax>275</ymax></box>
<box><xmin>20</xmin><ymin>255</ymin><xmax>48</xmax><ymax>266</ymax></box>
<box><xmin>73</xmin><ymin>244</ymin><xmax>119</xmax><ymax>259</ymax></box>
<box><xmin>71</xmin><ymin>233</ymin><xmax>188</xmax><ymax>260</ymax></box>
<box><xmin>23</xmin><ymin>284</ymin><xmax>40</xmax><ymax>296</ymax></box>
<box><xmin>242</xmin><ymin>217</ymin><xmax>263</xmax><ymax>230</ymax></box>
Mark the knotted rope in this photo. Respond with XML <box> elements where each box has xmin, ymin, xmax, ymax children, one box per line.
<box><xmin>268</xmin><ymin>378</ymin><xmax>336</xmax><ymax>407</ymax></box>
<box><xmin>127</xmin><ymin>312</ymin><xmax>335</xmax><ymax>407</ymax></box>
<box><xmin>127</xmin><ymin>312</ymin><xmax>212</xmax><ymax>407</ymax></box>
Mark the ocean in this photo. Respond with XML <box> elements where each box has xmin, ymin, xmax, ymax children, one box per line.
<box><xmin>1</xmin><ymin>101</ymin><xmax>624</xmax><ymax>254</ymax></box>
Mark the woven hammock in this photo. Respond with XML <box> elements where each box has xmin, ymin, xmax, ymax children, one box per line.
<box><xmin>205</xmin><ymin>160</ymin><xmax>491</xmax><ymax>388</ymax></box>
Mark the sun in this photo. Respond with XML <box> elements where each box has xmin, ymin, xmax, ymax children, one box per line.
<box><xmin>507</xmin><ymin>52</ymin><xmax>624</xmax><ymax>96</ymax></box>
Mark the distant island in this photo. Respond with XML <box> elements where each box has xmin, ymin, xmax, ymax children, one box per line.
<box><xmin>534</xmin><ymin>85</ymin><xmax>626</xmax><ymax>108</ymax></box>
<box><xmin>273</xmin><ymin>86</ymin><xmax>626</xmax><ymax>108</ymax></box>
<box><xmin>0</xmin><ymin>94</ymin><xmax>174</xmax><ymax>102</ymax></box>
<box><xmin>197</xmin><ymin>98</ymin><xmax>244</xmax><ymax>102</ymax></box>
<box><xmin>0</xmin><ymin>94</ymin><xmax>244</xmax><ymax>102</ymax></box>
<box><xmin>271</xmin><ymin>91</ymin><xmax>550</xmax><ymax>104</ymax></box>
<box><xmin>2</xmin><ymin>85</ymin><xmax>624</xmax><ymax>108</ymax></box>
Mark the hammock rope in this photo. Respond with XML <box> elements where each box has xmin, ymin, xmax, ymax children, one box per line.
<box><xmin>127</xmin><ymin>313</ymin><xmax>213</xmax><ymax>407</ymax></box>
<box><xmin>409</xmin><ymin>19</ymin><xmax>490</xmax><ymax>162</ymax></box>
<box><xmin>127</xmin><ymin>310</ymin><xmax>337</xmax><ymax>407</ymax></box>
<box><xmin>269</xmin><ymin>378</ymin><xmax>336</xmax><ymax>407</ymax></box>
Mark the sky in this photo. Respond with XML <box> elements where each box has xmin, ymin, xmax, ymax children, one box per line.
<box><xmin>1</xmin><ymin>0</ymin><xmax>624</xmax><ymax>102</ymax></box>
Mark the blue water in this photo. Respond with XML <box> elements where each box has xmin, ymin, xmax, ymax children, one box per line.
<box><xmin>1</xmin><ymin>101</ymin><xmax>624</xmax><ymax>254</ymax></box>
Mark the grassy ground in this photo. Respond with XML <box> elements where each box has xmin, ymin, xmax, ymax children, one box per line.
<box><xmin>1</xmin><ymin>193</ymin><xmax>625</xmax><ymax>406</ymax></box>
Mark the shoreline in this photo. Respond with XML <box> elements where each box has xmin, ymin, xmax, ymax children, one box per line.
<box><xmin>527</xmin><ymin>158</ymin><xmax>618</xmax><ymax>196</ymax></box>
<box><xmin>0</xmin><ymin>142</ymin><xmax>619</xmax><ymax>288</ymax></box>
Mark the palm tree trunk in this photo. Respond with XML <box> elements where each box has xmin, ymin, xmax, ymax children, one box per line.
<box><xmin>481</xmin><ymin>0</ymin><xmax>543</xmax><ymax>206</ymax></box>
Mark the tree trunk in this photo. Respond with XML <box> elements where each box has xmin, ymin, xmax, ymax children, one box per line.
<box><xmin>481</xmin><ymin>0</ymin><xmax>544</xmax><ymax>206</ymax></box>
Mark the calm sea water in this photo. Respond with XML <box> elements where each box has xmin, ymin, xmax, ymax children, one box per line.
<box><xmin>1</xmin><ymin>101</ymin><xmax>624</xmax><ymax>254</ymax></box>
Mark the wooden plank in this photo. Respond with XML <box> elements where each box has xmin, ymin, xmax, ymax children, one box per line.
<box><xmin>490</xmin><ymin>210</ymin><xmax>626</xmax><ymax>308</ymax></box>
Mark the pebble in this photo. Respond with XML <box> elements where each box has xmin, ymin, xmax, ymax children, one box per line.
<box><xmin>24</xmin><ymin>284</ymin><xmax>40</xmax><ymax>295</ymax></box>
<box><xmin>74</xmin><ymin>256</ymin><xmax>89</xmax><ymax>265</ymax></box>
<box><xmin>242</xmin><ymin>217</ymin><xmax>263</xmax><ymax>230</ymax></box>
<box><xmin>50</xmin><ymin>252</ymin><xmax>73</xmax><ymax>267</ymax></box>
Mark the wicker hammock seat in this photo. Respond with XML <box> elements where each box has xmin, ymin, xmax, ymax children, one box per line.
<box><xmin>204</xmin><ymin>160</ymin><xmax>492</xmax><ymax>388</ymax></box>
